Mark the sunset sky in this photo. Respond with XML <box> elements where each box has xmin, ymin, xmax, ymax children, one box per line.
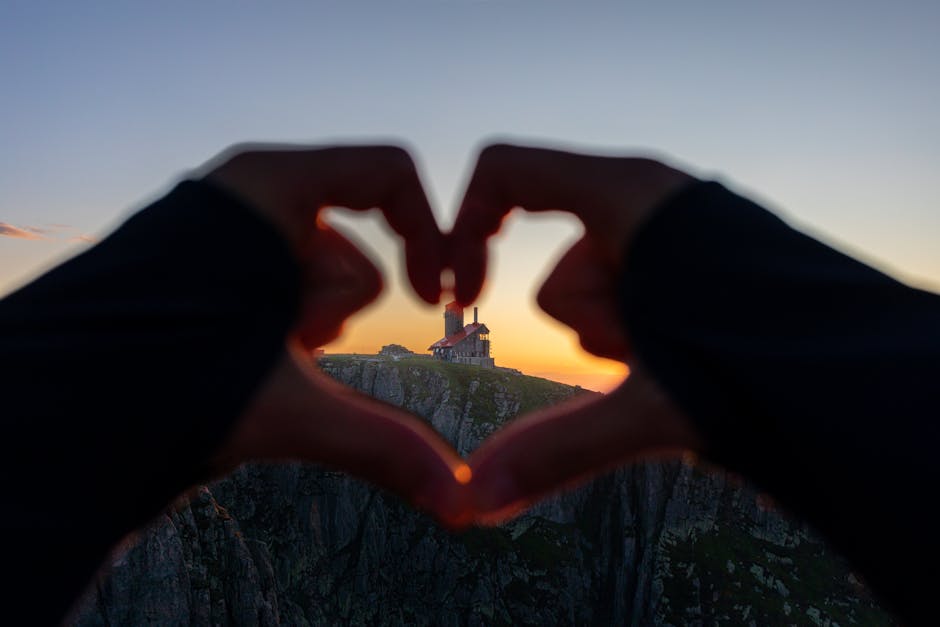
<box><xmin>2</xmin><ymin>1</ymin><xmax>938</xmax><ymax>391</ymax></box>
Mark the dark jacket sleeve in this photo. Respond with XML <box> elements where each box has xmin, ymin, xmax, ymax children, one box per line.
<box><xmin>620</xmin><ymin>181</ymin><xmax>940</xmax><ymax>623</ymax></box>
<box><xmin>0</xmin><ymin>180</ymin><xmax>300</xmax><ymax>624</ymax></box>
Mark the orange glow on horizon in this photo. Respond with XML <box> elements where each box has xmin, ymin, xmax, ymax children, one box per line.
<box><xmin>322</xmin><ymin>286</ymin><xmax>630</xmax><ymax>392</ymax></box>
<box><xmin>320</xmin><ymin>210</ymin><xmax>630</xmax><ymax>393</ymax></box>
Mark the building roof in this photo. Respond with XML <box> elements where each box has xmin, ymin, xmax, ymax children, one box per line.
<box><xmin>428</xmin><ymin>322</ymin><xmax>488</xmax><ymax>350</ymax></box>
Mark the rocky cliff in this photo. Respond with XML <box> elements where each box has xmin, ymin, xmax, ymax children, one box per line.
<box><xmin>71</xmin><ymin>356</ymin><xmax>896</xmax><ymax>625</ymax></box>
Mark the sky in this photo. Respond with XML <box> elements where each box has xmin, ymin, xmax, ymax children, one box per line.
<box><xmin>2</xmin><ymin>1</ymin><xmax>938</xmax><ymax>392</ymax></box>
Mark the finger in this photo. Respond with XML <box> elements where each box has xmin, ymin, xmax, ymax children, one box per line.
<box><xmin>450</xmin><ymin>144</ymin><xmax>597</xmax><ymax>304</ymax></box>
<box><xmin>310</xmin><ymin>146</ymin><xmax>444</xmax><ymax>304</ymax></box>
<box><xmin>207</xmin><ymin>144</ymin><xmax>444</xmax><ymax>304</ymax></box>
<box><xmin>467</xmin><ymin>371</ymin><xmax>702</xmax><ymax>524</ymax></box>
<box><xmin>536</xmin><ymin>237</ymin><xmax>631</xmax><ymax>361</ymax></box>
<box><xmin>295</xmin><ymin>224</ymin><xmax>383</xmax><ymax>349</ymax></box>
<box><xmin>216</xmin><ymin>346</ymin><xmax>475</xmax><ymax>528</ymax></box>
<box><xmin>449</xmin><ymin>143</ymin><xmax>693</xmax><ymax>304</ymax></box>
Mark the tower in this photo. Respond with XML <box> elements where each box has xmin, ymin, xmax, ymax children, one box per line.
<box><xmin>444</xmin><ymin>301</ymin><xmax>464</xmax><ymax>338</ymax></box>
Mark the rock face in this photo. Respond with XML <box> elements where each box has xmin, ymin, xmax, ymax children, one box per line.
<box><xmin>72</xmin><ymin>356</ymin><xmax>896</xmax><ymax>625</ymax></box>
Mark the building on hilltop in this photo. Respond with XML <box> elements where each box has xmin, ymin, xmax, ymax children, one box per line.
<box><xmin>378</xmin><ymin>344</ymin><xmax>415</xmax><ymax>360</ymax></box>
<box><xmin>428</xmin><ymin>301</ymin><xmax>495</xmax><ymax>368</ymax></box>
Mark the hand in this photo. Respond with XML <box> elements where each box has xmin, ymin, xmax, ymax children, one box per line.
<box><xmin>206</xmin><ymin>143</ymin><xmax>445</xmax><ymax>307</ymax></box>
<box><xmin>448</xmin><ymin>143</ymin><xmax>694</xmax><ymax>305</ymax></box>
<box><xmin>468</xmin><ymin>369</ymin><xmax>700</xmax><ymax>524</ymax></box>
<box><xmin>448</xmin><ymin>143</ymin><xmax>703</xmax><ymax>523</ymax></box>
<box><xmin>203</xmin><ymin>145</ymin><xmax>472</xmax><ymax>526</ymax></box>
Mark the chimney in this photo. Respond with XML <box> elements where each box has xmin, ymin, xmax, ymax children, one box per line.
<box><xmin>474</xmin><ymin>307</ymin><xmax>478</xmax><ymax>324</ymax></box>
<box><xmin>444</xmin><ymin>301</ymin><xmax>464</xmax><ymax>337</ymax></box>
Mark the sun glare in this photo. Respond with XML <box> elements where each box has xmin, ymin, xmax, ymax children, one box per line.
<box><xmin>453</xmin><ymin>464</ymin><xmax>472</xmax><ymax>485</ymax></box>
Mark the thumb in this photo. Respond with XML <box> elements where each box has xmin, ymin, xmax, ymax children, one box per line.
<box><xmin>214</xmin><ymin>345</ymin><xmax>474</xmax><ymax>527</ymax></box>
<box><xmin>295</xmin><ymin>224</ymin><xmax>383</xmax><ymax>349</ymax></box>
<box><xmin>467</xmin><ymin>370</ymin><xmax>702</xmax><ymax>524</ymax></box>
<box><xmin>537</xmin><ymin>236</ymin><xmax>630</xmax><ymax>362</ymax></box>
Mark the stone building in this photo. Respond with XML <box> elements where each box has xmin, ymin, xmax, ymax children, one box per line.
<box><xmin>428</xmin><ymin>301</ymin><xmax>495</xmax><ymax>368</ymax></box>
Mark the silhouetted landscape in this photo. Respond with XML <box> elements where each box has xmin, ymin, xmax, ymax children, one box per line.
<box><xmin>72</xmin><ymin>356</ymin><xmax>895</xmax><ymax>625</ymax></box>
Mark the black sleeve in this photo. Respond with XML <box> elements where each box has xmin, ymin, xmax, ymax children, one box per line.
<box><xmin>0</xmin><ymin>180</ymin><xmax>300</xmax><ymax>625</ymax></box>
<box><xmin>620</xmin><ymin>181</ymin><xmax>940</xmax><ymax>623</ymax></box>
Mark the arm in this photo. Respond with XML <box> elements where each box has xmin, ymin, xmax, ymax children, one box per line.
<box><xmin>1</xmin><ymin>180</ymin><xmax>299</xmax><ymax>624</ymax></box>
<box><xmin>0</xmin><ymin>145</ymin><xmax>469</xmax><ymax>624</ymax></box>
<box><xmin>622</xmin><ymin>181</ymin><xmax>940</xmax><ymax>619</ymax></box>
<box><xmin>452</xmin><ymin>143</ymin><xmax>940</xmax><ymax>623</ymax></box>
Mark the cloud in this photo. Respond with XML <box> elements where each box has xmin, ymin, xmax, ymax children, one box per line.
<box><xmin>0</xmin><ymin>222</ymin><xmax>44</xmax><ymax>240</ymax></box>
<box><xmin>23</xmin><ymin>226</ymin><xmax>57</xmax><ymax>235</ymax></box>
<box><xmin>0</xmin><ymin>222</ymin><xmax>94</xmax><ymax>243</ymax></box>
<box><xmin>1</xmin><ymin>221</ymin><xmax>96</xmax><ymax>244</ymax></box>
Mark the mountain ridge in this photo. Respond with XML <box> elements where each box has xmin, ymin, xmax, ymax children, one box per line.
<box><xmin>71</xmin><ymin>357</ymin><xmax>897</xmax><ymax>625</ymax></box>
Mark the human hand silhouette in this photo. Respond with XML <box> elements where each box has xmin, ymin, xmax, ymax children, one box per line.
<box><xmin>201</xmin><ymin>142</ymin><xmax>705</xmax><ymax>528</ymax></box>
<box><xmin>204</xmin><ymin>145</ymin><xmax>472</xmax><ymax>526</ymax></box>
<box><xmin>448</xmin><ymin>143</ymin><xmax>704</xmax><ymax>523</ymax></box>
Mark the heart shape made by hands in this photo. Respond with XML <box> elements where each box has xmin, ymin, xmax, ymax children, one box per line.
<box><xmin>207</xmin><ymin>142</ymin><xmax>703</xmax><ymax>529</ymax></box>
